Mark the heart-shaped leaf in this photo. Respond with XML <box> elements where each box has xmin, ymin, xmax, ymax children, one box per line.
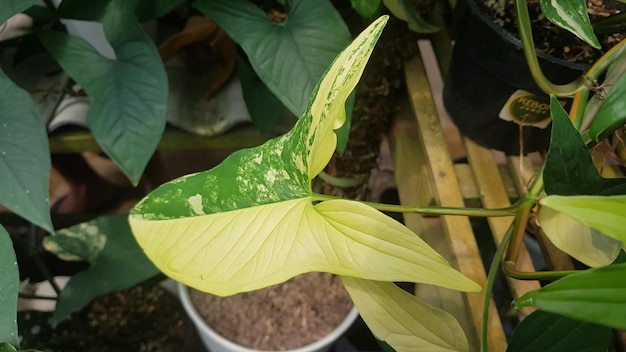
<box><xmin>194</xmin><ymin>0</ymin><xmax>352</xmax><ymax>119</ymax></box>
<box><xmin>130</xmin><ymin>17</ymin><xmax>480</xmax><ymax>297</ymax></box>
<box><xmin>540</xmin><ymin>0</ymin><xmax>600</xmax><ymax>49</ymax></box>
<box><xmin>538</xmin><ymin>203</ymin><xmax>623</xmax><ymax>267</ymax></box>
<box><xmin>0</xmin><ymin>70</ymin><xmax>52</xmax><ymax>232</ymax></box>
<box><xmin>342</xmin><ymin>277</ymin><xmax>470</xmax><ymax>352</ymax></box>
<box><xmin>544</xmin><ymin>96</ymin><xmax>626</xmax><ymax>196</ymax></box>
<box><xmin>50</xmin><ymin>214</ymin><xmax>159</xmax><ymax>326</ymax></box>
<box><xmin>507</xmin><ymin>310</ymin><xmax>611</xmax><ymax>352</ymax></box>
<box><xmin>38</xmin><ymin>0</ymin><xmax>168</xmax><ymax>184</ymax></box>
<box><xmin>515</xmin><ymin>263</ymin><xmax>626</xmax><ymax>329</ymax></box>
<box><xmin>0</xmin><ymin>225</ymin><xmax>20</xmax><ymax>348</ymax></box>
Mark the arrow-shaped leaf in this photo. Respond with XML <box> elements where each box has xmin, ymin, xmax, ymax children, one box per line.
<box><xmin>540</xmin><ymin>0</ymin><xmax>600</xmax><ymax>49</ymax></box>
<box><xmin>194</xmin><ymin>0</ymin><xmax>352</xmax><ymax>119</ymax></box>
<box><xmin>38</xmin><ymin>0</ymin><xmax>167</xmax><ymax>184</ymax></box>
<box><xmin>342</xmin><ymin>277</ymin><xmax>469</xmax><ymax>352</ymax></box>
<box><xmin>0</xmin><ymin>70</ymin><xmax>52</xmax><ymax>232</ymax></box>
<box><xmin>130</xmin><ymin>16</ymin><xmax>480</xmax><ymax>297</ymax></box>
<box><xmin>515</xmin><ymin>263</ymin><xmax>626</xmax><ymax>329</ymax></box>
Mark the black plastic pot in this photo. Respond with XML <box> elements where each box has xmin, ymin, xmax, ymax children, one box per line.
<box><xmin>442</xmin><ymin>0</ymin><xmax>588</xmax><ymax>154</ymax></box>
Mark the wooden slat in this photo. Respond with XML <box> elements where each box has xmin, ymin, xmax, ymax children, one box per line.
<box><xmin>402</xmin><ymin>53</ymin><xmax>507</xmax><ymax>351</ymax></box>
<box><xmin>464</xmin><ymin>139</ymin><xmax>541</xmax><ymax>319</ymax></box>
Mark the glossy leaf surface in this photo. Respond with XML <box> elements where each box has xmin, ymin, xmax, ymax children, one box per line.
<box><xmin>515</xmin><ymin>263</ymin><xmax>626</xmax><ymax>329</ymax></box>
<box><xmin>544</xmin><ymin>96</ymin><xmax>626</xmax><ymax>196</ymax></box>
<box><xmin>540</xmin><ymin>0</ymin><xmax>600</xmax><ymax>48</ymax></box>
<box><xmin>194</xmin><ymin>0</ymin><xmax>351</xmax><ymax>119</ymax></box>
<box><xmin>50</xmin><ymin>215</ymin><xmax>159</xmax><ymax>326</ymax></box>
<box><xmin>0</xmin><ymin>226</ymin><xmax>20</xmax><ymax>348</ymax></box>
<box><xmin>38</xmin><ymin>0</ymin><xmax>167</xmax><ymax>184</ymax></box>
<box><xmin>539</xmin><ymin>204</ymin><xmax>623</xmax><ymax>267</ymax></box>
<box><xmin>130</xmin><ymin>17</ymin><xmax>479</xmax><ymax>297</ymax></box>
<box><xmin>0</xmin><ymin>70</ymin><xmax>52</xmax><ymax>232</ymax></box>
<box><xmin>342</xmin><ymin>277</ymin><xmax>469</xmax><ymax>352</ymax></box>
<box><xmin>1</xmin><ymin>0</ymin><xmax>39</xmax><ymax>24</ymax></box>
<box><xmin>351</xmin><ymin>0</ymin><xmax>382</xmax><ymax>19</ymax></box>
<box><xmin>507</xmin><ymin>310</ymin><xmax>611</xmax><ymax>352</ymax></box>
<box><xmin>541</xmin><ymin>195</ymin><xmax>626</xmax><ymax>245</ymax></box>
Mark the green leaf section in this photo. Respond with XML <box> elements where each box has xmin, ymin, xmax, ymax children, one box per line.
<box><xmin>588</xmin><ymin>45</ymin><xmax>626</xmax><ymax>142</ymax></box>
<box><xmin>38</xmin><ymin>0</ymin><xmax>168</xmax><ymax>184</ymax></box>
<box><xmin>43</xmin><ymin>220</ymin><xmax>107</xmax><ymax>263</ymax></box>
<box><xmin>540</xmin><ymin>195</ymin><xmax>626</xmax><ymax>246</ymax></box>
<box><xmin>1</xmin><ymin>0</ymin><xmax>39</xmax><ymax>24</ymax></box>
<box><xmin>539</xmin><ymin>0</ymin><xmax>600</xmax><ymax>49</ymax></box>
<box><xmin>538</xmin><ymin>205</ymin><xmax>623</xmax><ymax>267</ymax></box>
<box><xmin>351</xmin><ymin>0</ymin><xmax>382</xmax><ymax>19</ymax></box>
<box><xmin>194</xmin><ymin>0</ymin><xmax>352</xmax><ymax>118</ymax></box>
<box><xmin>544</xmin><ymin>96</ymin><xmax>626</xmax><ymax>196</ymax></box>
<box><xmin>515</xmin><ymin>263</ymin><xmax>626</xmax><ymax>329</ymax></box>
<box><xmin>0</xmin><ymin>71</ymin><xmax>53</xmax><ymax>233</ymax></box>
<box><xmin>0</xmin><ymin>226</ymin><xmax>20</xmax><ymax>348</ymax></box>
<box><xmin>507</xmin><ymin>310</ymin><xmax>611</xmax><ymax>352</ymax></box>
<box><xmin>383</xmin><ymin>0</ymin><xmax>439</xmax><ymax>33</ymax></box>
<box><xmin>50</xmin><ymin>215</ymin><xmax>159</xmax><ymax>326</ymax></box>
<box><xmin>57</xmin><ymin>0</ymin><xmax>183</xmax><ymax>22</ymax></box>
<box><xmin>342</xmin><ymin>277</ymin><xmax>469</xmax><ymax>352</ymax></box>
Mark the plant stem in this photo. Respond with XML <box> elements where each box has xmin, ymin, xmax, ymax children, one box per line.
<box><xmin>30</xmin><ymin>225</ymin><xmax>61</xmax><ymax>296</ymax></box>
<box><xmin>19</xmin><ymin>293</ymin><xmax>58</xmax><ymax>300</ymax></box>
<box><xmin>310</xmin><ymin>193</ymin><xmax>520</xmax><ymax>217</ymax></box>
<box><xmin>481</xmin><ymin>225</ymin><xmax>514</xmax><ymax>352</ymax></box>
<box><xmin>515</xmin><ymin>0</ymin><xmax>587</xmax><ymax>97</ymax></box>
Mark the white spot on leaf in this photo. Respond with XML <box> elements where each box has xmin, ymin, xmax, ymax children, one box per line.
<box><xmin>188</xmin><ymin>194</ymin><xmax>205</xmax><ymax>215</ymax></box>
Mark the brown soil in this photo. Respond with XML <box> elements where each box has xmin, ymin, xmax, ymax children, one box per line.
<box><xmin>19</xmin><ymin>284</ymin><xmax>187</xmax><ymax>352</ymax></box>
<box><xmin>479</xmin><ymin>0</ymin><xmax>626</xmax><ymax>65</ymax></box>
<box><xmin>189</xmin><ymin>272</ymin><xmax>353</xmax><ymax>350</ymax></box>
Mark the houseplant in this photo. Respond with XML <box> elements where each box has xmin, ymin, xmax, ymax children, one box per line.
<box><xmin>0</xmin><ymin>0</ymin><xmax>360</xmax><ymax>350</ymax></box>
<box><xmin>130</xmin><ymin>2</ymin><xmax>626</xmax><ymax>352</ymax></box>
<box><xmin>442</xmin><ymin>0</ymin><xmax>624</xmax><ymax>155</ymax></box>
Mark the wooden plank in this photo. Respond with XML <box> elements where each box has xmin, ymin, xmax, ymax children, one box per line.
<box><xmin>403</xmin><ymin>54</ymin><xmax>507</xmax><ymax>351</ymax></box>
<box><xmin>464</xmin><ymin>139</ymin><xmax>541</xmax><ymax>319</ymax></box>
<box><xmin>389</xmin><ymin>103</ymin><xmax>477</xmax><ymax>349</ymax></box>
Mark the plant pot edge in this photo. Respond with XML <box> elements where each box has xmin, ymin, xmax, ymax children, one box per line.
<box><xmin>177</xmin><ymin>282</ymin><xmax>360</xmax><ymax>352</ymax></box>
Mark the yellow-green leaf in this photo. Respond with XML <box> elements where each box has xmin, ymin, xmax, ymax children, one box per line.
<box><xmin>539</xmin><ymin>205</ymin><xmax>623</xmax><ymax>267</ymax></box>
<box><xmin>130</xmin><ymin>199</ymin><xmax>479</xmax><ymax>296</ymax></box>
<box><xmin>540</xmin><ymin>195</ymin><xmax>626</xmax><ymax>247</ymax></box>
<box><xmin>342</xmin><ymin>277</ymin><xmax>469</xmax><ymax>352</ymax></box>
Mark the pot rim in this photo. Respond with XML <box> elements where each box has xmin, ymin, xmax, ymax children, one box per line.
<box><xmin>177</xmin><ymin>281</ymin><xmax>360</xmax><ymax>352</ymax></box>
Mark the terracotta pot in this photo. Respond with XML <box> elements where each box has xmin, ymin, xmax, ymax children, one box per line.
<box><xmin>177</xmin><ymin>282</ymin><xmax>359</xmax><ymax>352</ymax></box>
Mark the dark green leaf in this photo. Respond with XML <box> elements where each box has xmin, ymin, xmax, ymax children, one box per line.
<box><xmin>194</xmin><ymin>0</ymin><xmax>352</xmax><ymax>119</ymax></box>
<box><xmin>0</xmin><ymin>0</ymin><xmax>39</xmax><ymax>24</ymax></box>
<box><xmin>592</xmin><ymin>12</ymin><xmax>626</xmax><ymax>34</ymax></box>
<box><xmin>38</xmin><ymin>0</ymin><xmax>168</xmax><ymax>184</ymax></box>
<box><xmin>515</xmin><ymin>263</ymin><xmax>626</xmax><ymax>329</ymax></box>
<box><xmin>351</xmin><ymin>0</ymin><xmax>383</xmax><ymax>19</ymax></box>
<box><xmin>507</xmin><ymin>310</ymin><xmax>611</xmax><ymax>352</ymax></box>
<box><xmin>237</xmin><ymin>55</ymin><xmax>290</xmax><ymax>135</ymax></box>
<box><xmin>544</xmin><ymin>95</ymin><xmax>626</xmax><ymax>196</ymax></box>
<box><xmin>0</xmin><ymin>226</ymin><xmax>20</xmax><ymax>348</ymax></box>
<box><xmin>0</xmin><ymin>70</ymin><xmax>52</xmax><ymax>232</ymax></box>
<box><xmin>383</xmin><ymin>0</ymin><xmax>439</xmax><ymax>33</ymax></box>
<box><xmin>50</xmin><ymin>215</ymin><xmax>159</xmax><ymax>326</ymax></box>
<box><xmin>57</xmin><ymin>0</ymin><xmax>183</xmax><ymax>22</ymax></box>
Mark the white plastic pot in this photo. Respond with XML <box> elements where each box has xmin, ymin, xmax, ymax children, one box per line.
<box><xmin>177</xmin><ymin>282</ymin><xmax>359</xmax><ymax>352</ymax></box>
